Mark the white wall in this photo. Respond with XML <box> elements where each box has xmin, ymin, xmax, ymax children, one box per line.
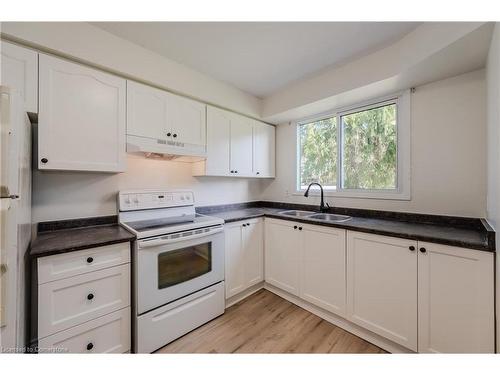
<box><xmin>32</xmin><ymin>154</ymin><xmax>264</xmax><ymax>223</ymax></box>
<box><xmin>486</xmin><ymin>22</ymin><xmax>500</xmax><ymax>352</ymax></box>
<box><xmin>0</xmin><ymin>22</ymin><xmax>262</xmax><ymax>118</ymax></box>
<box><xmin>261</xmin><ymin>69</ymin><xmax>487</xmax><ymax>217</ymax></box>
<box><xmin>262</xmin><ymin>22</ymin><xmax>487</xmax><ymax>122</ymax></box>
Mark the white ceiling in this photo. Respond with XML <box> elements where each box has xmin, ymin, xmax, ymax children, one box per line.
<box><xmin>91</xmin><ymin>22</ymin><xmax>420</xmax><ymax>98</ymax></box>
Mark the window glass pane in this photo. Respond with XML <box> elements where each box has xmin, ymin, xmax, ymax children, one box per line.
<box><xmin>341</xmin><ymin>103</ymin><xmax>397</xmax><ymax>190</ymax></box>
<box><xmin>158</xmin><ymin>243</ymin><xmax>212</xmax><ymax>289</ymax></box>
<box><xmin>298</xmin><ymin>117</ymin><xmax>337</xmax><ymax>190</ymax></box>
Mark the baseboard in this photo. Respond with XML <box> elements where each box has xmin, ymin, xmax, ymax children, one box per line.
<box><xmin>225</xmin><ymin>282</ymin><xmax>265</xmax><ymax>308</ymax></box>
<box><xmin>263</xmin><ymin>283</ymin><xmax>413</xmax><ymax>354</ymax></box>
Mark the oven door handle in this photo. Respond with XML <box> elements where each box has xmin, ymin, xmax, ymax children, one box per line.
<box><xmin>138</xmin><ymin>226</ymin><xmax>224</xmax><ymax>249</ymax></box>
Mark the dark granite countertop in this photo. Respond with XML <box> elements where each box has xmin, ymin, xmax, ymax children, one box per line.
<box><xmin>30</xmin><ymin>216</ymin><xmax>136</xmax><ymax>258</ymax></box>
<box><xmin>198</xmin><ymin>204</ymin><xmax>495</xmax><ymax>252</ymax></box>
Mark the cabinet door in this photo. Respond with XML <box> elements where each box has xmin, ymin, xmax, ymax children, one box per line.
<box><xmin>264</xmin><ymin>219</ymin><xmax>300</xmax><ymax>296</ymax></box>
<box><xmin>243</xmin><ymin>218</ymin><xmax>264</xmax><ymax>287</ymax></box>
<box><xmin>347</xmin><ymin>231</ymin><xmax>417</xmax><ymax>351</ymax></box>
<box><xmin>0</xmin><ymin>41</ymin><xmax>38</xmax><ymax>113</ymax></box>
<box><xmin>224</xmin><ymin>223</ymin><xmax>245</xmax><ymax>298</ymax></box>
<box><xmin>253</xmin><ymin>121</ymin><xmax>275</xmax><ymax>177</ymax></box>
<box><xmin>126</xmin><ymin>80</ymin><xmax>168</xmax><ymax>140</ymax></box>
<box><xmin>168</xmin><ymin>93</ymin><xmax>206</xmax><ymax>147</ymax></box>
<box><xmin>418</xmin><ymin>242</ymin><xmax>494</xmax><ymax>353</ymax></box>
<box><xmin>230</xmin><ymin>114</ymin><xmax>253</xmax><ymax>176</ymax></box>
<box><xmin>38</xmin><ymin>54</ymin><xmax>126</xmax><ymax>172</ymax></box>
<box><xmin>205</xmin><ymin>106</ymin><xmax>231</xmax><ymax>176</ymax></box>
<box><xmin>300</xmin><ymin>225</ymin><xmax>346</xmax><ymax>316</ymax></box>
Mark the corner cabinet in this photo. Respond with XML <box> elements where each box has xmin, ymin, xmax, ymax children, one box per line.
<box><xmin>38</xmin><ymin>54</ymin><xmax>126</xmax><ymax>172</ymax></box>
<box><xmin>0</xmin><ymin>41</ymin><xmax>38</xmax><ymax>113</ymax></box>
<box><xmin>225</xmin><ymin>219</ymin><xmax>264</xmax><ymax>298</ymax></box>
<box><xmin>126</xmin><ymin>81</ymin><xmax>206</xmax><ymax>157</ymax></box>
<box><xmin>417</xmin><ymin>242</ymin><xmax>494</xmax><ymax>353</ymax></box>
<box><xmin>193</xmin><ymin>106</ymin><xmax>275</xmax><ymax>178</ymax></box>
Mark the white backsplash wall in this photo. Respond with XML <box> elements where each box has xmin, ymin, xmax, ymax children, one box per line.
<box><xmin>32</xmin><ymin>154</ymin><xmax>265</xmax><ymax>223</ymax></box>
<box><xmin>261</xmin><ymin>69</ymin><xmax>487</xmax><ymax>217</ymax></box>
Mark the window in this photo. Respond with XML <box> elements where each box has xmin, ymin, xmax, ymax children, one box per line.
<box><xmin>296</xmin><ymin>92</ymin><xmax>410</xmax><ymax>199</ymax></box>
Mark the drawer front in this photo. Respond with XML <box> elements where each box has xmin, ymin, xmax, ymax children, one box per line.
<box><xmin>38</xmin><ymin>264</ymin><xmax>130</xmax><ymax>338</ymax></box>
<box><xmin>38</xmin><ymin>242</ymin><xmax>130</xmax><ymax>284</ymax></box>
<box><xmin>39</xmin><ymin>308</ymin><xmax>131</xmax><ymax>353</ymax></box>
<box><xmin>136</xmin><ymin>282</ymin><xmax>225</xmax><ymax>353</ymax></box>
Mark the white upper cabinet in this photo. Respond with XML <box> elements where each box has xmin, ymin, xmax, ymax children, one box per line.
<box><xmin>38</xmin><ymin>54</ymin><xmax>126</xmax><ymax>172</ymax></box>
<box><xmin>1</xmin><ymin>41</ymin><xmax>38</xmax><ymax>113</ymax></box>
<box><xmin>347</xmin><ymin>231</ymin><xmax>418</xmax><ymax>351</ymax></box>
<box><xmin>193</xmin><ymin>105</ymin><xmax>275</xmax><ymax>178</ymax></box>
<box><xmin>229</xmin><ymin>114</ymin><xmax>253</xmax><ymax>176</ymax></box>
<box><xmin>202</xmin><ymin>106</ymin><xmax>231</xmax><ymax>175</ymax></box>
<box><xmin>252</xmin><ymin>121</ymin><xmax>275</xmax><ymax>177</ymax></box>
<box><xmin>167</xmin><ymin>92</ymin><xmax>206</xmax><ymax>147</ymax></box>
<box><xmin>126</xmin><ymin>81</ymin><xmax>206</xmax><ymax>157</ymax></box>
<box><xmin>418</xmin><ymin>242</ymin><xmax>494</xmax><ymax>353</ymax></box>
<box><xmin>126</xmin><ymin>81</ymin><xmax>168</xmax><ymax>140</ymax></box>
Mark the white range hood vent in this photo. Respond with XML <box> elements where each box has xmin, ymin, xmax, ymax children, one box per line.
<box><xmin>126</xmin><ymin>134</ymin><xmax>206</xmax><ymax>163</ymax></box>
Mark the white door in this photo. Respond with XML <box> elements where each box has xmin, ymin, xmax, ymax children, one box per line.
<box><xmin>300</xmin><ymin>225</ymin><xmax>346</xmax><ymax>316</ymax></box>
<box><xmin>346</xmin><ymin>231</ymin><xmax>418</xmax><ymax>351</ymax></box>
<box><xmin>0</xmin><ymin>41</ymin><xmax>38</xmax><ymax>113</ymax></box>
<box><xmin>418</xmin><ymin>242</ymin><xmax>495</xmax><ymax>353</ymax></box>
<box><xmin>126</xmin><ymin>80</ymin><xmax>168</xmax><ymax>140</ymax></box>
<box><xmin>224</xmin><ymin>223</ymin><xmax>245</xmax><ymax>298</ymax></box>
<box><xmin>264</xmin><ymin>219</ymin><xmax>300</xmax><ymax>296</ymax></box>
<box><xmin>243</xmin><ymin>219</ymin><xmax>264</xmax><ymax>287</ymax></box>
<box><xmin>253</xmin><ymin>121</ymin><xmax>275</xmax><ymax>177</ymax></box>
<box><xmin>205</xmin><ymin>106</ymin><xmax>230</xmax><ymax>176</ymax></box>
<box><xmin>168</xmin><ymin>93</ymin><xmax>206</xmax><ymax>147</ymax></box>
<box><xmin>230</xmin><ymin>114</ymin><xmax>253</xmax><ymax>176</ymax></box>
<box><xmin>38</xmin><ymin>54</ymin><xmax>126</xmax><ymax>172</ymax></box>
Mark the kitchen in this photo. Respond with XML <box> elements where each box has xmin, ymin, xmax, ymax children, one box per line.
<box><xmin>1</xmin><ymin>8</ymin><xmax>500</xmax><ymax>371</ymax></box>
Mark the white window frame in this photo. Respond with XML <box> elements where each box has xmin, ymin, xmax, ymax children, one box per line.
<box><xmin>294</xmin><ymin>90</ymin><xmax>411</xmax><ymax>200</ymax></box>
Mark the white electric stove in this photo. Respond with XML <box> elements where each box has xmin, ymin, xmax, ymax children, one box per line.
<box><xmin>118</xmin><ymin>190</ymin><xmax>225</xmax><ymax>353</ymax></box>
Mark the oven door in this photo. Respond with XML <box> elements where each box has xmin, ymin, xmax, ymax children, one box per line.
<box><xmin>135</xmin><ymin>225</ymin><xmax>224</xmax><ymax>315</ymax></box>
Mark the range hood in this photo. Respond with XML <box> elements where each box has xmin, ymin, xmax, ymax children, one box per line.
<box><xmin>126</xmin><ymin>134</ymin><xmax>207</xmax><ymax>162</ymax></box>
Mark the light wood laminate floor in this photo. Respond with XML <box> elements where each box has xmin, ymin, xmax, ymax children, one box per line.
<box><xmin>156</xmin><ymin>289</ymin><xmax>386</xmax><ymax>353</ymax></box>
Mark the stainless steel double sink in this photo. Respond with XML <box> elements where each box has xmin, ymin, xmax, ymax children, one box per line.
<box><xmin>278</xmin><ymin>210</ymin><xmax>352</xmax><ymax>223</ymax></box>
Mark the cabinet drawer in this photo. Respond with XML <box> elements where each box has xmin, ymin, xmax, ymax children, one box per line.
<box><xmin>136</xmin><ymin>282</ymin><xmax>224</xmax><ymax>353</ymax></box>
<box><xmin>38</xmin><ymin>264</ymin><xmax>130</xmax><ymax>338</ymax></box>
<box><xmin>38</xmin><ymin>308</ymin><xmax>130</xmax><ymax>353</ymax></box>
<box><xmin>38</xmin><ymin>243</ymin><xmax>130</xmax><ymax>284</ymax></box>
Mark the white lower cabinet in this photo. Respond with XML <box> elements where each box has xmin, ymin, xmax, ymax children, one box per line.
<box><xmin>36</xmin><ymin>244</ymin><xmax>131</xmax><ymax>353</ymax></box>
<box><xmin>300</xmin><ymin>224</ymin><xmax>346</xmax><ymax>316</ymax></box>
<box><xmin>347</xmin><ymin>231</ymin><xmax>418</xmax><ymax>351</ymax></box>
<box><xmin>263</xmin><ymin>220</ymin><xmax>494</xmax><ymax>353</ymax></box>
<box><xmin>38</xmin><ymin>308</ymin><xmax>131</xmax><ymax>354</ymax></box>
<box><xmin>264</xmin><ymin>219</ymin><xmax>301</xmax><ymax>296</ymax></box>
<box><xmin>225</xmin><ymin>218</ymin><xmax>264</xmax><ymax>298</ymax></box>
<box><xmin>417</xmin><ymin>242</ymin><xmax>495</xmax><ymax>353</ymax></box>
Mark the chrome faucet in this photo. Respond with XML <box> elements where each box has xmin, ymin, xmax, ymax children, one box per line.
<box><xmin>304</xmin><ymin>182</ymin><xmax>330</xmax><ymax>213</ymax></box>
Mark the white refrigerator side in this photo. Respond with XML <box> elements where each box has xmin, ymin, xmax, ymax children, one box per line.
<box><xmin>0</xmin><ymin>86</ymin><xmax>32</xmax><ymax>352</ymax></box>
